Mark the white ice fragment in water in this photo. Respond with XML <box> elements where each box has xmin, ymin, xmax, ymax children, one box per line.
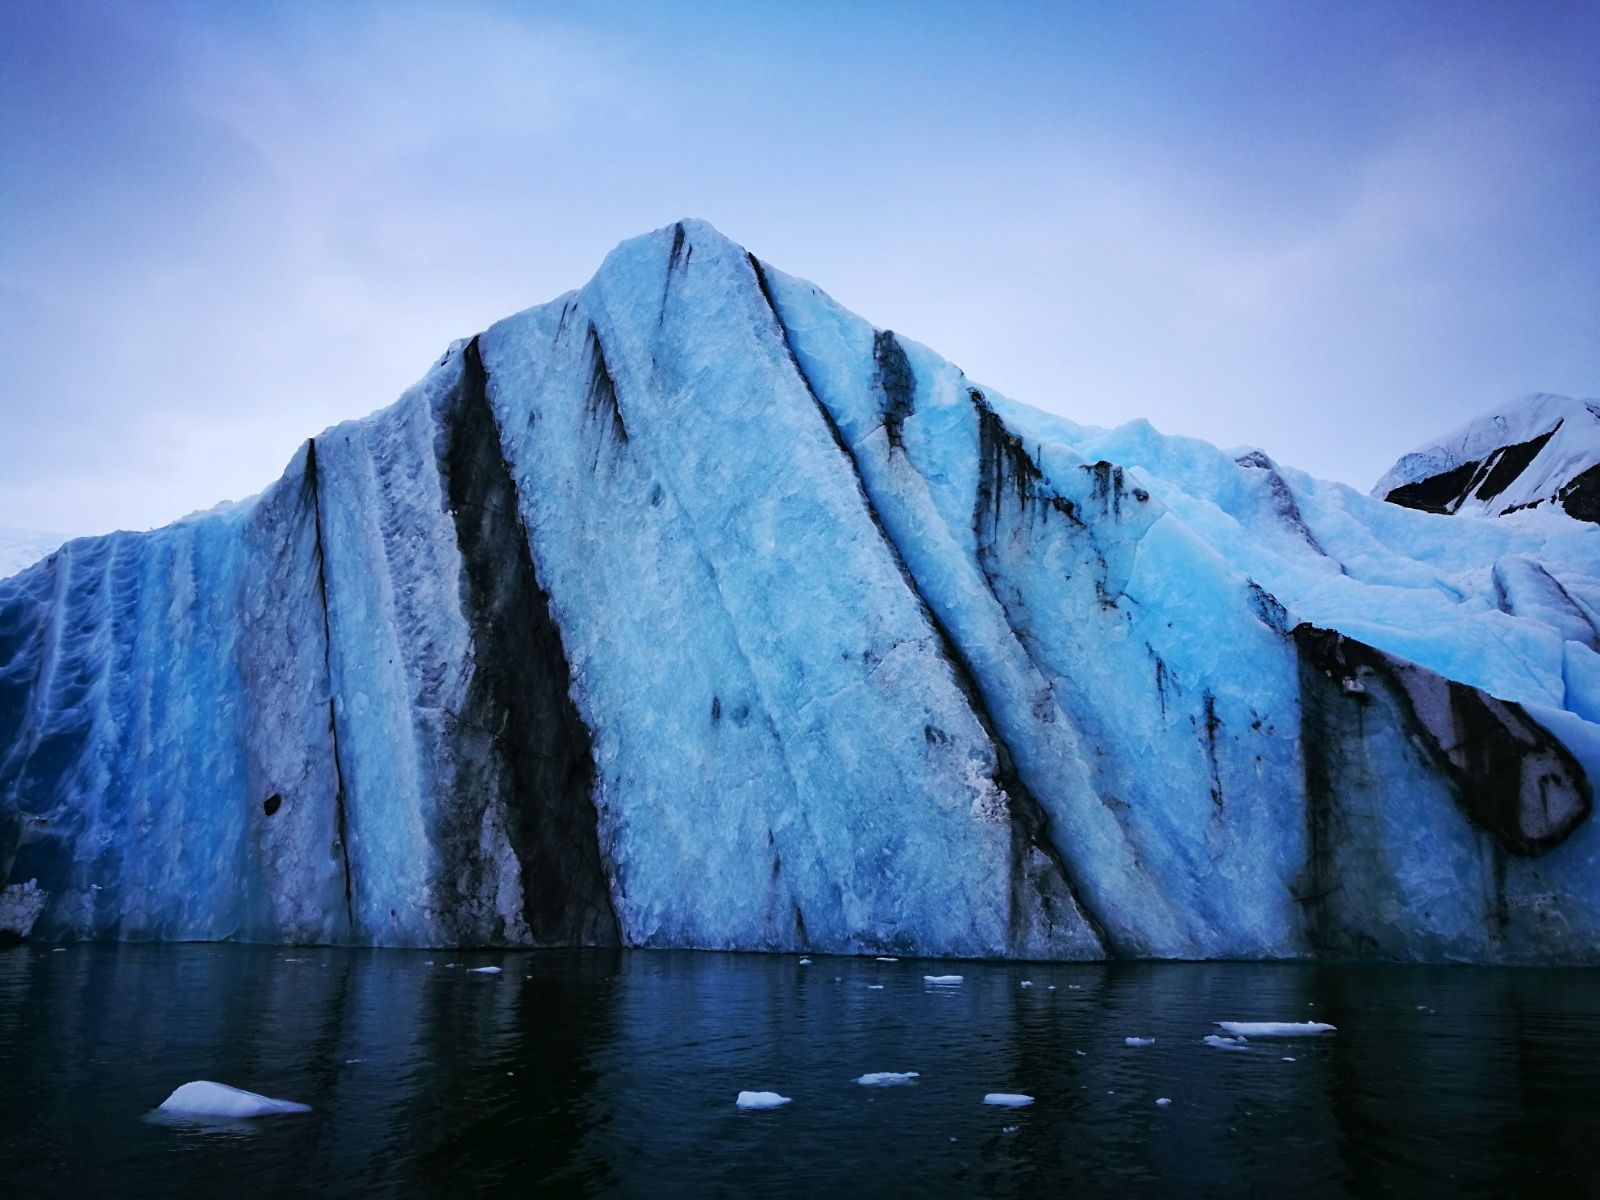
<box><xmin>1019</xmin><ymin>981</ymin><xmax>1033</xmax><ymax>988</ymax></box>
<box><xmin>1074</xmin><ymin>1050</ymin><xmax>1085</xmax><ymax>1057</ymax></box>
<box><xmin>856</xmin><ymin>1072</ymin><xmax>919</xmax><ymax>1086</ymax></box>
<box><xmin>924</xmin><ymin>975</ymin><xmax>963</xmax><ymax>984</ymax></box>
<box><xmin>1216</xmin><ymin>1021</ymin><xmax>1335</xmax><ymax>1038</ymax></box>
<box><xmin>1002</xmin><ymin>1125</ymin><xmax>1018</xmax><ymax>1133</ymax></box>
<box><xmin>467</xmin><ymin>966</ymin><xmax>502</xmax><ymax>974</ymax></box>
<box><xmin>1202</xmin><ymin>1035</ymin><xmax>1250</xmax><ymax>1052</ymax></box>
<box><xmin>1124</xmin><ymin>1037</ymin><xmax>1155</xmax><ymax>1047</ymax></box>
<box><xmin>867</xmin><ymin>984</ymin><xmax>884</xmax><ymax>990</ymax></box>
<box><xmin>1156</xmin><ymin>1097</ymin><xmax>1173</xmax><ymax>1107</ymax></box>
<box><xmin>158</xmin><ymin>1081</ymin><xmax>311</xmax><ymax>1118</ymax></box>
<box><xmin>1282</xmin><ymin>1057</ymin><xmax>1296</xmax><ymax>1062</ymax></box>
<box><xmin>875</xmin><ymin>957</ymin><xmax>899</xmax><ymax>962</ymax></box>
<box><xmin>798</xmin><ymin>957</ymin><xmax>812</xmax><ymax>965</ymax></box>
<box><xmin>736</xmin><ymin>1091</ymin><xmax>791</xmax><ymax>1110</ymax></box>
<box><xmin>983</xmin><ymin>1093</ymin><xmax>1034</xmax><ymax>1108</ymax></box>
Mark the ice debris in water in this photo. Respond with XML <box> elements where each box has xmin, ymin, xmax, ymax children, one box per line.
<box><xmin>158</xmin><ymin>1081</ymin><xmax>311</xmax><ymax>1118</ymax></box>
<box><xmin>924</xmin><ymin>975</ymin><xmax>964</xmax><ymax>985</ymax></box>
<box><xmin>467</xmin><ymin>966</ymin><xmax>502</xmax><ymax>974</ymax></box>
<box><xmin>867</xmin><ymin>984</ymin><xmax>884</xmax><ymax>990</ymax></box>
<box><xmin>875</xmin><ymin>957</ymin><xmax>898</xmax><ymax>962</ymax></box>
<box><xmin>1216</xmin><ymin>1021</ymin><xmax>1336</xmax><ymax>1038</ymax></box>
<box><xmin>984</xmin><ymin>1093</ymin><xmax>1034</xmax><ymax>1108</ymax></box>
<box><xmin>798</xmin><ymin>957</ymin><xmax>812</xmax><ymax>965</ymax></box>
<box><xmin>736</xmin><ymin>1091</ymin><xmax>791</xmax><ymax>1110</ymax></box>
<box><xmin>1124</xmin><ymin>1037</ymin><xmax>1155</xmax><ymax>1047</ymax></box>
<box><xmin>1203</xmin><ymin>1035</ymin><xmax>1250</xmax><ymax>1052</ymax></box>
<box><xmin>1156</xmin><ymin>1098</ymin><xmax>1173</xmax><ymax>1107</ymax></box>
<box><xmin>1019</xmin><ymin>980</ymin><xmax>1033</xmax><ymax>988</ymax></box>
<box><xmin>856</xmin><ymin>1072</ymin><xmax>920</xmax><ymax>1086</ymax></box>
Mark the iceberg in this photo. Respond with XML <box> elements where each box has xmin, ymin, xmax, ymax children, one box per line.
<box><xmin>1215</xmin><ymin>1021</ymin><xmax>1335</xmax><ymax>1038</ymax></box>
<box><xmin>156</xmin><ymin>1081</ymin><xmax>311</xmax><ymax>1118</ymax></box>
<box><xmin>736</xmin><ymin>1091</ymin><xmax>791</xmax><ymax>1110</ymax></box>
<box><xmin>856</xmin><ymin>1072</ymin><xmax>919</xmax><ymax>1086</ymax></box>
<box><xmin>983</xmin><ymin>1093</ymin><xmax>1034</xmax><ymax>1107</ymax></box>
<box><xmin>1</xmin><ymin>220</ymin><xmax>1597</xmax><ymax>963</ymax></box>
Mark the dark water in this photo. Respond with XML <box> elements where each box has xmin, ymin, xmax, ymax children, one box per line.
<box><xmin>2</xmin><ymin>946</ymin><xmax>1599</xmax><ymax>1197</ymax></box>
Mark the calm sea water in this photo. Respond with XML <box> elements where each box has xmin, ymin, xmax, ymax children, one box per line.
<box><xmin>2</xmin><ymin>944</ymin><xmax>1598</xmax><ymax>1197</ymax></box>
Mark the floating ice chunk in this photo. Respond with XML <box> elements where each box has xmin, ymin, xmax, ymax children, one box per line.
<box><xmin>1216</xmin><ymin>1021</ymin><xmax>1335</xmax><ymax>1038</ymax></box>
<box><xmin>1002</xmin><ymin>1125</ymin><xmax>1018</xmax><ymax>1133</ymax></box>
<box><xmin>867</xmin><ymin>984</ymin><xmax>884</xmax><ymax>990</ymax></box>
<box><xmin>856</xmin><ymin>1072</ymin><xmax>920</xmax><ymax>1086</ymax></box>
<box><xmin>1202</xmin><ymin>1035</ymin><xmax>1250</xmax><ymax>1052</ymax></box>
<box><xmin>798</xmin><ymin>958</ymin><xmax>812</xmax><ymax>965</ymax></box>
<box><xmin>875</xmin><ymin>957</ymin><xmax>899</xmax><ymax>962</ymax></box>
<box><xmin>1156</xmin><ymin>1097</ymin><xmax>1173</xmax><ymax>1106</ymax></box>
<box><xmin>1124</xmin><ymin>1037</ymin><xmax>1155</xmax><ymax>1047</ymax></box>
<box><xmin>924</xmin><ymin>975</ymin><xmax>964</xmax><ymax>985</ymax></box>
<box><xmin>158</xmin><ymin>1081</ymin><xmax>311</xmax><ymax>1118</ymax></box>
<box><xmin>467</xmin><ymin>966</ymin><xmax>502</xmax><ymax>974</ymax></box>
<box><xmin>1282</xmin><ymin>1056</ymin><xmax>1296</xmax><ymax>1062</ymax></box>
<box><xmin>736</xmin><ymin>1091</ymin><xmax>791</xmax><ymax>1110</ymax></box>
<box><xmin>1019</xmin><ymin>981</ymin><xmax>1033</xmax><ymax>988</ymax></box>
<box><xmin>983</xmin><ymin>1093</ymin><xmax>1034</xmax><ymax>1107</ymax></box>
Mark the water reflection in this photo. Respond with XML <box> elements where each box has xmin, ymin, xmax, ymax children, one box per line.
<box><xmin>2</xmin><ymin>946</ymin><xmax>1598</xmax><ymax>1196</ymax></box>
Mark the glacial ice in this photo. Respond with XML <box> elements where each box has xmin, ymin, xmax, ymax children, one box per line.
<box><xmin>924</xmin><ymin>976</ymin><xmax>964</xmax><ymax>985</ymax></box>
<box><xmin>736</xmin><ymin>1091</ymin><xmax>791</xmax><ymax>1110</ymax></box>
<box><xmin>466</xmin><ymin>966</ymin><xmax>502</xmax><ymax>974</ymax></box>
<box><xmin>1203</xmin><ymin>1035</ymin><xmax>1250</xmax><ymax>1052</ymax></box>
<box><xmin>983</xmin><ymin>1093</ymin><xmax>1034</xmax><ymax>1107</ymax></box>
<box><xmin>856</xmin><ymin>1072</ymin><xmax>919</xmax><ymax>1086</ymax></box>
<box><xmin>157</xmin><ymin>1081</ymin><xmax>311</xmax><ymax>1118</ymax></box>
<box><xmin>2</xmin><ymin>219</ymin><xmax>1598</xmax><ymax>964</ymax></box>
<box><xmin>1124</xmin><ymin>1037</ymin><xmax>1155</xmax><ymax>1047</ymax></box>
<box><xmin>1216</xmin><ymin>1021</ymin><xmax>1335</xmax><ymax>1038</ymax></box>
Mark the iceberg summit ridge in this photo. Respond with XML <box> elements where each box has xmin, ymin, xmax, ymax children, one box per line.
<box><xmin>2</xmin><ymin>219</ymin><xmax>1598</xmax><ymax>962</ymax></box>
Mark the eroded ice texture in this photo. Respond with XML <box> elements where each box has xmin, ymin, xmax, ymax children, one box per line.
<box><xmin>157</xmin><ymin>1081</ymin><xmax>311</xmax><ymax>1118</ymax></box>
<box><xmin>2</xmin><ymin>220</ymin><xmax>1598</xmax><ymax>962</ymax></box>
<box><xmin>856</xmin><ymin>1072</ymin><xmax>920</xmax><ymax>1086</ymax></box>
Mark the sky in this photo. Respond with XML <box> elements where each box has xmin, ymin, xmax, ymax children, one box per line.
<box><xmin>2</xmin><ymin>0</ymin><xmax>1597</xmax><ymax>537</ymax></box>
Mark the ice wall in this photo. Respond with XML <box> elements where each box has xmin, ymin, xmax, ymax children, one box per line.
<box><xmin>2</xmin><ymin>220</ymin><xmax>1597</xmax><ymax>961</ymax></box>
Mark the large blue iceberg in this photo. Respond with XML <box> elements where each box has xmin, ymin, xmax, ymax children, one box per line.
<box><xmin>3</xmin><ymin>222</ymin><xmax>1598</xmax><ymax>961</ymax></box>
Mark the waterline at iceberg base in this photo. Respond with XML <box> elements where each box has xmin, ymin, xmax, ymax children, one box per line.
<box><xmin>2</xmin><ymin>221</ymin><xmax>1597</xmax><ymax>962</ymax></box>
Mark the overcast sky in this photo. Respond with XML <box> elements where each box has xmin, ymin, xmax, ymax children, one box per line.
<box><xmin>3</xmin><ymin>0</ymin><xmax>1596</xmax><ymax>537</ymax></box>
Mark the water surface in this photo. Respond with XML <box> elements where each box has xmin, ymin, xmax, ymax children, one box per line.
<box><xmin>3</xmin><ymin>945</ymin><xmax>1598</xmax><ymax>1196</ymax></box>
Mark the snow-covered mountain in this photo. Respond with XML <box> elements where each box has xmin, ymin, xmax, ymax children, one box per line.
<box><xmin>1373</xmin><ymin>393</ymin><xmax>1600</xmax><ymax>522</ymax></box>
<box><xmin>3</xmin><ymin>221</ymin><xmax>1598</xmax><ymax>962</ymax></box>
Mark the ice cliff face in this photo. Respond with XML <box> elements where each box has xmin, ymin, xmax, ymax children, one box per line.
<box><xmin>1373</xmin><ymin>393</ymin><xmax>1600</xmax><ymax>522</ymax></box>
<box><xmin>3</xmin><ymin>221</ymin><xmax>1599</xmax><ymax>961</ymax></box>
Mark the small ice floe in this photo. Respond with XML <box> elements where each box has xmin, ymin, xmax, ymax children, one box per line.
<box><xmin>1019</xmin><ymin>981</ymin><xmax>1033</xmax><ymax>988</ymax></box>
<box><xmin>736</xmin><ymin>1091</ymin><xmax>791</xmax><ymax>1110</ymax></box>
<box><xmin>467</xmin><ymin>966</ymin><xmax>502</xmax><ymax>974</ymax></box>
<box><xmin>1216</xmin><ymin>1021</ymin><xmax>1335</xmax><ymax>1038</ymax></box>
<box><xmin>1124</xmin><ymin>1037</ymin><xmax>1155</xmax><ymax>1048</ymax></box>
<box><xmin>1156</xmin><ymin>1097</ymin><xmax>1173</xmax><ymax>1107</ymax></box>
<box><xmin>1202</xmin><ymin>1035</ymin><xmax>1250</xmax><ymax>1052</ymax></box>
<box><xmin>1068</xmin><ymin>984</ymin><xmax>1080</xmax><ymax>990</ymax></box>
<box><xmin>798</xmin><ymin>958</ymin><xmax>812</xmax><ymax>965</ymax></box>
<box><xmin>867</xmin><ymin>984</ymin><xmax>884</xmax><ymax>990</ymax></box>
<box><xmin>983</xmin><ymin>1093</ymin><xmax>1034</xmax><ymax>1108</ymax></box>
<box><xmin>924</xmin><ymin>975</ymin><xmax>964</xmax><ymax>985</ymax></box>
<box><xmin>52</xmin><ymin>947</ymin><xmax>66</xmax><ymax>953</ymax></box>
<box><xmin>1002</xmin><ymin>1125</ymin><xmax>1018</xmax><ymax>1134</ymax></box>
<box><xmin>875</xmin><ymin>956</ymin><xmax>899</xmax><ymax>962</ymax></box>
<box><xmin>344</xmin><ymin>1059</ymin><xmax>363</xmax><ymax>1065</ymax></box>
<box><xmin>1074</xmin><ymin>1050</ymin><xmax>1085</xmax><ymax>1057</ymax></box>
<box><xmin>1282</xmin><ymin>1056</ymin><xmax>1296</xmax><ymax>1062</ymax></box>
<box><xmin>856</xmin><ymin>1072</ymin><xmax>919</xmax><ymax>1086</ymax></box>
<box><xmin>157</xmin><ymin>1081</ymin><xmax>311</xmax><ymax>1118</ymax></box>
